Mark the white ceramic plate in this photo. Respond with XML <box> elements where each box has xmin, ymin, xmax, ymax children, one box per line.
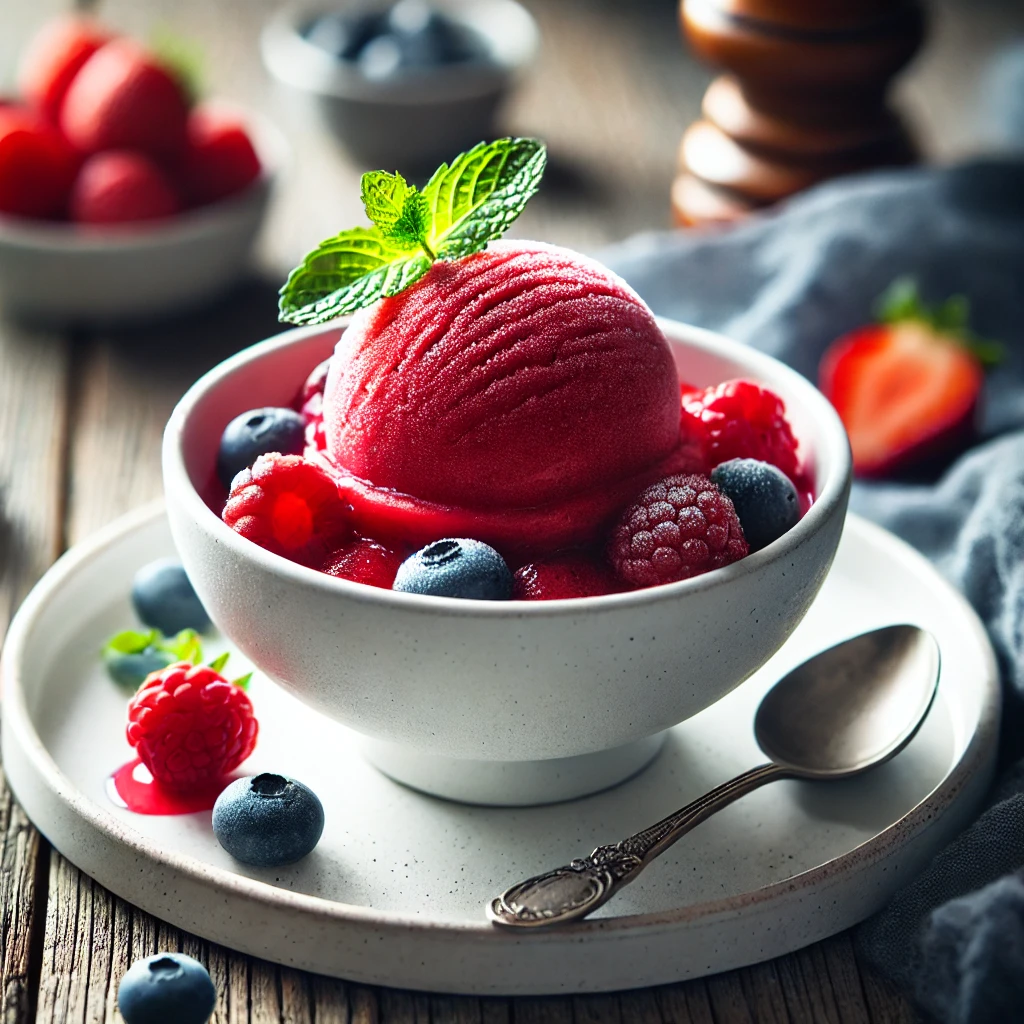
<box><xmin>0</xmin><ymin>504</ymin><xmax>999</xmax><ymax>995</ymax></box>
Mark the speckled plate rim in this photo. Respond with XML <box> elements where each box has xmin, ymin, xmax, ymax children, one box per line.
<box><xmin>0</xmin><ymin>503</ymin><xmax>1002</xmax><ymax>992</ymax></box>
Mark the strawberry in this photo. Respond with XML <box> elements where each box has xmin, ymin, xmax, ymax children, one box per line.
<box><xmin>182</xmin><ymin>104</ymin><xmax>261</xmax><ymax>206</ymax></box>
<box><xmin>0</xmin><ymin>106</ymin><xmax>78</xmax><ymax>219</ymax></box>
<box><xmin>819</xmin><ymin>280</ymin><xmax>1001</xmax><ymax>477</ymax></box>
<box><xmin>322</xmin><ymin>538</ymin><xmax>403</xmax><ymax>588</ymax></box>
<box><xmin>512</xmin><ymin>554</ymin><xmax>617</xmax><ymax>600</ymax></box>
<box><xmin>59</xmin><ymin>38</ymin><xmax>189</xmax><ymax>162</ymax></box>
<box><xmin>17</xmin><ymin>16</ymin><xmax>112</xmax><ymax>123</ymax></box>
<box><xmin>70</xmin><ymin>150</ymin><xmax>181</xmax><ymax>224</ymax></box>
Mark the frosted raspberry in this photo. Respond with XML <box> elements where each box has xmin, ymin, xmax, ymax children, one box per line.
<box><xmin>682</xmin><ymin>379</ymin><xmax>799</xmax><ymax>478</ymax></box>
<box><xmin>222</xmin><ymin>453</ymin><xmax>352</xmax><ymax>566</ymax></box>
<box><xmin>126</xmin><ymin>662</ymin><xmax>257</xmax><ymax>791</ymax></box>
<box><xmin>608</xmin><ymin>473</ymin><xmax>748</xmax><ymax>587</ymax></box>
<box><xmin>513</xmin><ymin>554</ymin><xmax>617</xmax><ymax>600</ymax></box>
<box><xmin>322</xmin><ymin>538</ymin><xmax>403</xmax><ymax>589</ymax></box>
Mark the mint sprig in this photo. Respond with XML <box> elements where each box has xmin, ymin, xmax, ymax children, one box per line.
<box><xmin>279</xmin><ymin>137</ymin><xmax>547</xmax><ymax>326</ymax></box>
<box><xmin>101</xmin><ymin>628</ymin><xmax>205</xmax><ymax>692</ymax></box>
<box><xmin>876</xmin><ymin>278</ymin><xmax>1004</xmax><ymax>367</ymax></box>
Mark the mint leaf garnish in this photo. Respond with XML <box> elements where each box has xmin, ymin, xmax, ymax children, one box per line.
<box><xmin>361</xmin><ymin>171</ymin><xmax>433</xmax><ymax>254</ymax></box>
<box><xmin>162</xmin><ymin>629</ymin><xmax>203</xmax><ymax>665</ymax></box>
<box><xmin>424</xmin><ymin>137</ymin><xmax>547</xmax><ymax>261</ymax></box>
<box><xmin>103</xmin><ymin>630</ymin><xmax>158</xmax><ymax>657</ymax></box>
<box><xmin>279</xmin><ymin>137</ymin><xmax>547</xmax><ymax>326</ymax></box>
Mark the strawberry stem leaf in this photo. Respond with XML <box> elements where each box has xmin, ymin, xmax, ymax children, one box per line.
<box><xmin>875</xmin><ymin>277</ymin><xmax>1003</xmax><ymax>368</ymax></box>
<box><xmin>231</xmin><ymin>672</ymin><xmax>253</xmax><ymax>691</ymax></box>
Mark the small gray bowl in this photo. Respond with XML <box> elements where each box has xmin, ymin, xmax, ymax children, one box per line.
<box><xmin>261</xmin><ymin>0</ymin><xmax>539</xmax><ymax>169</ymax></box>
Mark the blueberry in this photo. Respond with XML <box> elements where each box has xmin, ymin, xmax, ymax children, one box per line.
<box><xmin>216</xmin><ymin>407</ymin><xmax>304</xmax><ymax>489</ymax></box>
<box><xmin>393</xmin><ymin>538</ymin><xmax>512</xmax><ymax>599</ymax></box>
<box><xmin>358</xmin><ymin>33</ymin><xmax>405</xmax><ymax>79</ymax></box>
<box><xmin>118</xmin><ymin>952</ymin><xmax>215</xmax><ymax>1024</ymax></box>
<box><xmin>385</xmin><ymin>1</ymin><xmax>483</xmax><ymax>67</ymax></box>
<box><xmin>131</xmin><ymin>559</ymin><xmax>211</xmax><ymax>635</ymax></box>
<box><xmin>107</xmin><ymin>648</ymin><xmax>176</xmax><ymax>691</ymax></box>
<box><xmin>710</xmin><ymin>458</ymin><xmax>801</xmax><ymax>553</ymax></box>
<box><xmin>303</xmin><ymin>8</ymin><xmax>386</xmax><ymax>61</ymax></box>
<box><xmin>213</xmin><ymin>773</ymin><xmax>325</xmax><ymax>867</ymax></box>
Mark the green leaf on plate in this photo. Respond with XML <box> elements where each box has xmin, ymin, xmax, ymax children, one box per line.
<box><xmin>278</xmin><ymin>138</ymin><xmax>547</xmax><ymax>326</ymax></box>
<box><xmin>160</xmin><ymin>628</ymin><xmax>203</xmax><ymax>665</ymax></box>
<box><xmin>208</xmin><ymin>651</ymin><xmax>230</xmax><ymax>674</ymax></box>
<box><xmin>102</xmin><ymin>629</ymin><xmax>158</xmax><ymax>657</ymax></box>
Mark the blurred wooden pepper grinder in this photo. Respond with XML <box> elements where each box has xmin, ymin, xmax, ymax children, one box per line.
<box><xmin>674</xmin><ymin>0</ymin><xmax>926</xmax><ymax>226</ymax></box>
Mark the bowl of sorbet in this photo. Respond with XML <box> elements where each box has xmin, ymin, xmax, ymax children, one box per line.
<box><xmin>163</xmin><ymin>243</ymin><xmax>851</xmax><ymax>805</ymax></box>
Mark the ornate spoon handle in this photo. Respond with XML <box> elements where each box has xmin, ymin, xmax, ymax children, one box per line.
<box><xmin>487</xmin><ymin>762</ymin><xmax>790</xmax><ymax>928</ymax></box>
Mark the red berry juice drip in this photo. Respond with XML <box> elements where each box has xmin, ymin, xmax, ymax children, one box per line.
<box><xmin>108</xmin><ymin>759</ymin><xmax>224</xmax><ymax>815</ymax></box>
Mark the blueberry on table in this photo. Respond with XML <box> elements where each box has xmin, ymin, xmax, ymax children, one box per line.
<box><xmin>216</xmin><ymin>406</ymin><xmax>305</xmax><ymax>489</ymax></box>
<box><xmin>118</xmin><ymin>952</ymin><xmax>215</xmax><ymax>1024</ymax></box>
<box><xmin>393</xmin><ymin>538</ymin><xmax>513</xmax><ymax>599</ymax></box>
<box><xmin>710</xmin><ymin>458</ymin><xmax>800</xmax><ymax>553</ymax></box>
<box><xmin>131</xmin><ymin>559</ymin><xmax>211</xmax><ymax>635</ymax></box>
<box><xmin>213</xmin><ymin>773</ymin><xmax>325</xmax><ymax>867</ymax></box>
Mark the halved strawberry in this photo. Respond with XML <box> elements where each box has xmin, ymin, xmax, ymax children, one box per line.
<box><xmin>819</xmin><ymin>280</ymin><xmax>1000</xmax><ymax>477</ymax></box>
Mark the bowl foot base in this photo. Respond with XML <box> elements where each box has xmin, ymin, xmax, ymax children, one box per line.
<box><xmin>358</xmin><ymin>732</ymin><xmax>668</xmax><ymax>806</ymax></box>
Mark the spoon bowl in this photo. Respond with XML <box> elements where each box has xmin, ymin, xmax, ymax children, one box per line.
<box><xmin>755</xmin><ymin>624</ymin><xmax>940</xmax><ymax>779</ymax></box>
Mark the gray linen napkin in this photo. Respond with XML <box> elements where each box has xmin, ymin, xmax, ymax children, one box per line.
<box><xmin>600</xmin><ymin>157</ymin><xmax>1024</xmax><ymax>1024</ymax></box>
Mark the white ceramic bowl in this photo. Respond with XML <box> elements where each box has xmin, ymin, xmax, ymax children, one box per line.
<box><xmin>163</xmin><ymin>319</ymin><xmax>851</xmax><ymax>805</ymax></box>
<box><xmin>0</xmin><ymin>111</ymin><xmax>288</xmax><ymax>325</ymax></box>
<box><xmin>261</xmin><ymin>0</ymin><xmax>538</xmax><ymax>168</ymax></box>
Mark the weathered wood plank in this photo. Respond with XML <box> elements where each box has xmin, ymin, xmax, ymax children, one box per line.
<box><xmin>0</xmin><ymin>319</ymin><xmax>69</xmax><ymax>1024</ymax></box>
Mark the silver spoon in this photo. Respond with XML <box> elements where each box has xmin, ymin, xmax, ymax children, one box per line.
<box><xmin>487</xmin><ymin>624</ymin><xmax>939</xmax><ymax>929</ymax></box>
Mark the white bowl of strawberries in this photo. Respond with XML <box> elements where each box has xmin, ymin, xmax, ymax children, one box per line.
<box><xmin>0</xmin><ymin>16</ymin><xmax>285</xmax><ymax>324</ymax></box>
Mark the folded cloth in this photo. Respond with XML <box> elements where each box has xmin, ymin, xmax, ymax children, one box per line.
<box><xmin>601</xmin><ymin>158</ymin><xmax>1024</xmax><ymax>1024</ymax></box>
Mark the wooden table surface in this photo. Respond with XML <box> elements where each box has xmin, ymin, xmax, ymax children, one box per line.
<box><xmin>2</xmin><ymin>0</ymin><xmax>1019</xmax><ymax>1019</ymax></box>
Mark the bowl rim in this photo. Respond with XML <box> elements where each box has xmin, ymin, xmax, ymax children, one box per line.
<box><xmin>0</xmin><ymin>104</ymin><xmax>290</xmax><ymax>253</ymax></box>
<box><xmin>163</xmin><ymin>316</ymin><xmax>852</xmax><ymax>618</ymax></box>
<box><xmin>260</xmin><ymin>0</ymin><xmax>539</xmax><ymax>105</ymax></box>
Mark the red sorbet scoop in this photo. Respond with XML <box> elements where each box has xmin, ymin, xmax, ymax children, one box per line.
<box><xmin>320</xmin><ymin>241</ymin><xmax>698</xmax><ymax>557</ymax></box>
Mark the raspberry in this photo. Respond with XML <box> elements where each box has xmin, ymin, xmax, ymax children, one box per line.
<box><xmin>126</xmin><ymin>662</ymin><xmax>257</xmax><ymax>791</ymax></box>
<box><xmin>681</xmin><ymin>380</ymin><xmax>800</xmax><ymax>479</ymax></box>
<box><xmin>322</xmin><ymin>538</ymin><xmax>402</xmax><ymax>589</ymax></box>
<box><xmin>608</xmin><ymin>473</ymin><xmax>748</xmax><ymax>588</ymax></box>
<box><xmin>222</xmin><ymin>453</ymin><xmax>352</xmax><ymax>566</ymax></box>
<box><xmin>513</xmin><ymin>554</ymin><xmax>617</xmax><ymax>600</ymax></box>
<box><xmin>297</xmin><ymin>358</ymin><xmax>332</xmax><ymax>454</ymax></box>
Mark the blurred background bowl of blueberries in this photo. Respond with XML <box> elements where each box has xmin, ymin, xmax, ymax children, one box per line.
<box><xmin>261</xmin><ymin>0</ymin><xmax>538</xmax><ymax>170</ymax></box>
